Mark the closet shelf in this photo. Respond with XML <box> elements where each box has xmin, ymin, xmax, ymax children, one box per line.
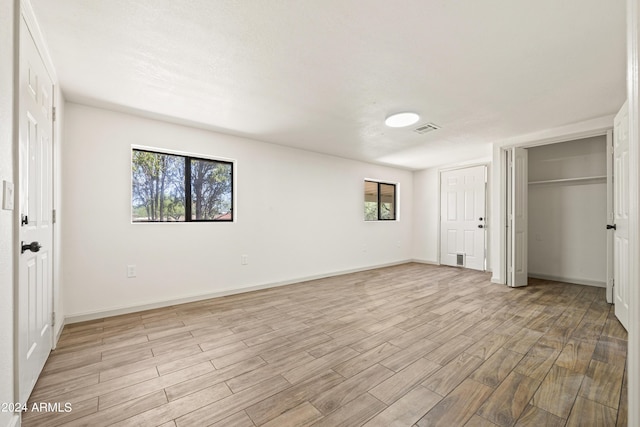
<box><xmin>528</xmin><ymin>175</ymin><xmax>607</xmax><ymax>185</ymax></box>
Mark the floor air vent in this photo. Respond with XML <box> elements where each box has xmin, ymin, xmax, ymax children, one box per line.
<box><xmin>413</xmin><ymin>123</ymin><xmax>440</xmax><ymax>134</ymax></box>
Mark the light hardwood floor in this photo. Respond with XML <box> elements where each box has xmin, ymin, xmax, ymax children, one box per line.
<box><xmin>23</xmin><ymin>263</ymin><xmax>627</xmax><ymax>426</ymax></box>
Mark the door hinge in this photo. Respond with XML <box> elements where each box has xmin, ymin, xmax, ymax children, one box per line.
<box><xmin>52</xmin><ymin>106</ymin><xmax>56</xmax><ymax>122</ymax></box>
<box><xmin>52</xmin><ymin>209</ymin><xmax>56</xmax><ymax>224</ymax></box>
<box><xmin>51</xmin><ymin>312</ymin><xmax>55</xmax><ymax>327</ymax></box>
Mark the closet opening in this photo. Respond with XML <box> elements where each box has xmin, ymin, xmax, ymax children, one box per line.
<box><xmin>505</xmin><ymin>133</ymin><xmax>612</xmax><ymax>299</ymax></box>
<box><xmin>528</xmin><ymin>136</ymin><xmax>608</xmax><ymax>286</ymax></box>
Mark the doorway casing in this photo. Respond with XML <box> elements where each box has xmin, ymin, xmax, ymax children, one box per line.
<box><xmin>490</xmin><ymin>120</ymin><xmax>615</xmax><ymax>287</ymax></box>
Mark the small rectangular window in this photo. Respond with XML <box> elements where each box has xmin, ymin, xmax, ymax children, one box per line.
<box><xmin>132</xmin><ymin>149</ymin><xmax>233</xmax><ymax>222</ymax></box>
<box><xmin>364</xmin><ymin>180</ymin><xmax>396</xmax><ymax>221</ymax></box>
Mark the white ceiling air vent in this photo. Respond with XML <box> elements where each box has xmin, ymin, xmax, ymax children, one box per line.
<box><xmin>413</xmin><ymin>123</ymin><xmax>440</xmax><ymax>134</ymax></box>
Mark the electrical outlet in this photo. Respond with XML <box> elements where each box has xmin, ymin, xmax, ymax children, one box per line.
<box><xmin>127</xmin><ymin>265</ymin><xmax>137</xmax><ymax>278</ymax></box>
<box><xmin>241</xmin><ymin>255</ymin><xmax>248</xmax><ymax>265</ymax></box>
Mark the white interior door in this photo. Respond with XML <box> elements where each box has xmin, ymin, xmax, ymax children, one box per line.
<box><xmin>606</xmin><ymin>129</ymin><xmax>614</xmax><ymax>303</ymax></box>
<box><xmin>509</xmin><ymin>147</ymin><xmax>528</xmax><ymax>287</ymax></box>
<box><xmin>18</xmin><ymin>18</ymin><xmax>54</xmax><ymax>403</ymax></box>
<box><xmin>440</xmin><ymin>165</ymin><xmax>487</xmax><ymax>271</ymax></box>
<box><xmin>613</xmin><ymin>101</ymin><xmax>630</xmax><ymax>331</ymax></box>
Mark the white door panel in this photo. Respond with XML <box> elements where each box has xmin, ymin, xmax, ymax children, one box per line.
<box><xmin>440</xmin><ymin>165</ymin><xmax>487</xmax><ymax>271</ymax></box>
<box><xmin>447</xmin><ymin>191</ymin><xmax>457</xmax><ymax>220</ymax></box>
<box><xmin>464</xmin><ymin>230</ymin><xmax>475</xmax><ymax>256</ymax></box>
<box><xmin>18</xmin><ymin>18</ymin><xmax>54</xmax><ymax>403</ymax></box>
<box><xmin>606</xmin><ymin>130</ymin><xmax>614</xmax><ymax>303</ymax></box>
<box><xmin>613</xmin><ymin>101</ymin><xmax>630</xmax><ymax>330</ymax></box>
<box><xmin>509</xmin><ymin>147</ymin><xmax>528</xmax><ymax>287</ymax></box>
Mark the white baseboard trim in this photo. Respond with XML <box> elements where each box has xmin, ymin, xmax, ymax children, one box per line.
<box><xmin>65</xmin><ymin>260</ymin><xmax>413</xmax><ymax>324</ymax></box>
<box><xmin>412</xmin><ymin>259</ymin><xmax>494</xmax><ymax>276</ymax></box>
<box><xmin>491</xmin><ymin>276</ymin><xmax>505</xmax><ymax>285</ymax></box>
<box><xmin>52</xmin><ymin>320</ymin><xmax>65</xmax><ymax>349</ymax></box>
<box><xmin>528</xmin><ymin>273</ymin><xmax>605</xmax><ymax>288</ymax></box>
<box><xmin>410</xmin><ymin>259</ymin><xmax>439</xmax><ymax>265</ymax></box>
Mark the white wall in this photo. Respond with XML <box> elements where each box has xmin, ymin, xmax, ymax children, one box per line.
<box><xmin>0</xmin><ymin>0</ymin><xmax>16</xmax><ymax>425</ymax></box>
<box><xmin>627</xmin><ymin>4</ymin><xmax>640</xmax><ymax>424</ymax></box>
<box><xmin>412</xmin><ymin>168</ymin><xmax>439</xmax><ymax>263</ymax></box>
<box><xmin>527</xmin><ymin>137</ymin><xmax>607</xmax><ymax>286</ymax></box>
<box><xmin>61</xmin><ymin>103</ymin><xmax>414</xmax><ymax>320</ymax></box>
<box><xmin>527</xmin><ymin>136</ymin><xmax>607</xmax><ymax>182</ymax></box>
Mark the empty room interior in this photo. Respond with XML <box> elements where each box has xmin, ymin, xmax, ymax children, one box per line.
<box><xmin>1</xmin><ymin>1</ymin><xmax>640</xmax><ymax>426</ymax></box>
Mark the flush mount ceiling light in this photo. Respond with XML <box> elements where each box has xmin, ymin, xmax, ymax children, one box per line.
<box><xmin>385</xmin><ymin>112</ymin><xmax>420</xmax><ymax>128</ymax></box>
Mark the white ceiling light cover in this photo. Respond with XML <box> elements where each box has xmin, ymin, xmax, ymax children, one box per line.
<box><xmin>385</xmin><ymin>112</ymin><xmax>420</xmax><ymax>128</ymax></box>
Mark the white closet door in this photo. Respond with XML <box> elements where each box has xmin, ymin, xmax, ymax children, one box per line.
<box><xmin>510</xmin><ymin>147</ymin><xmax>528</xmax><ymax>287</ymax></box>
<box><xmin>606</xmin><ymin>130</ymin><xmax>614</xmax><ymax>304</ymax></box>
<box><xmin>613</xmin><ymin>101</ymin><xmax>630</xmax><ymax>330</ymax></box>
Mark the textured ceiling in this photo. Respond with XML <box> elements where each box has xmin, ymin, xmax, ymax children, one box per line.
<box><xmin>29</xmin><ymin>0</ymin><xmax>626</xmax><ymax>170</ymax></box>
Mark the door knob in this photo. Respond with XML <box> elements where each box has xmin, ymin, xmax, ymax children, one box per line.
<box><xmin>606</xmin><ymin>224</ymin><xmax>617</xmax><ymax>230</ymax></box>
<box><xmin>21</xmin><ymin>241</ymin><xmax>41</xmax><ymax>254</ymax></box>
<box><xmin>478</xmin><ymin>225</ymin><xmax>484</xmax><ymax>229</ymax></box>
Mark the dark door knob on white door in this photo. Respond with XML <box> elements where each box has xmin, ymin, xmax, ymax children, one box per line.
<box><xmin>21</xmin><ymin>241</ymin><xmax>41</xmax><ymax>254</ymax></box>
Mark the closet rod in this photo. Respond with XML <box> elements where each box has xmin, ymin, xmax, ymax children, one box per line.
<box><xmin>528</xmin><ymin>175</ymin><xmax>607</xmax><ymax>185</ymax></box>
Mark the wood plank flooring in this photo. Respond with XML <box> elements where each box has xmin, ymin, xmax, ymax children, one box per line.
<box><xmin>23</xmin><ymin>263</ymin><xmax>628</xmax><ymax>426</ymax></box>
